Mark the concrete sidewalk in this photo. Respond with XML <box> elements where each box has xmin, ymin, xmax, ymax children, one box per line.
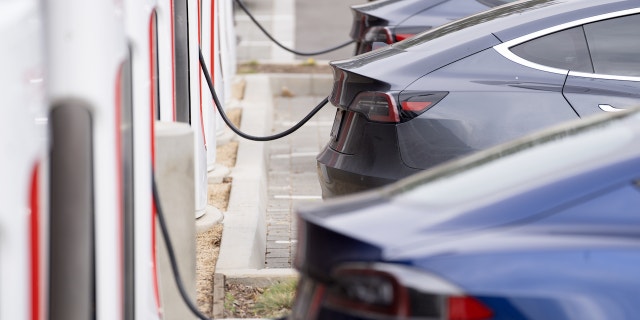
<box><xmin>212</xmin><ymin>73</ymin><xmax>334</xmax><ymax>318</ymax></box>
<box><xmin>211</xmin><ymin>0</ymin><xmax>357</xmax><ymax>317</ymax></box>
<box><xmin>216</xmin><ymin>72</ymin><xmax>333</xmax><ymax>272</ymax></box>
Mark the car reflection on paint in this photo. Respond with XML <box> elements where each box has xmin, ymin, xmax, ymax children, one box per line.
<box><xmin>294</xmin><ymin>107</ymin><xmax>640</xmax><ymax>320</ymax></box>
<box><xmin>351</xmin><ymin>0</ymin><xmax>517</xmax><ymax>54</ymax></box>
<box><xmin>319</xmin><ymin>0</ymin><xmax>640</xmax><ymax>198</ymax></box>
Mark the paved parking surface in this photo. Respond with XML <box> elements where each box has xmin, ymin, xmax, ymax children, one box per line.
<box><xmin>265</xmin><ymin>95</ymin><xmax>334</xmax><ymax>268</ymax></box>
<box><xmin>233</xmin><ymin>0</ymin><xmax>359</xmax><ymax>269</ymax></box>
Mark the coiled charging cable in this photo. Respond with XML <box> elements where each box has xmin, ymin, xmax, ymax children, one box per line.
<box><xmin>154</xmin><ymin>2</ymin><xmax>347</xmax><ymax>318</ymax></box>
<box><xmin>234</xmin><ymin>0</ymin><xmax>354</xmax><ymax>56</ymax></box>
<box><xmin>155</xmin><ymin>49</ymin><xmax>330</xmax><ymax>320</ymax></box>
<box><xmin>152</xmin><ymin>173</ymin><xmax>213</xmax><ymax>320</ymax></box>
<box><xmin>153</xmin><ymin>173</ymin><xmax>287</xmax><ymax>320</ymax></box>
<box><xmin>199</xmin><ymin>48</ymin><xmax>330</xmax><ymax>141</ymax></box>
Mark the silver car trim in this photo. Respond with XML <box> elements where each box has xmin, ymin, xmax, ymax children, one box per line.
<box><xmin>494</xmin><ymin>8</ymin><xmax>640</xmax><ymax>80</ymax></box>
<box><xmin>599</xmin><ymin>104</ymin><xmax>626</xmax><ymax>113</ymax></box>
<box><xmin>569</xmin><ymin>71</ymin><xmax>640</xmax><ymax>82</ymax></box>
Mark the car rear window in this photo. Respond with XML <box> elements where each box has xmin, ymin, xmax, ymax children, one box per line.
<box><xmin>583</xmin><ymin>13</ymin><xmax>640</xmax><ymax>77</ymax></box>
<box><xmin>510</xmin><ymin>26</ymin><xmax>593</xmax><ymax>73</ymax></box>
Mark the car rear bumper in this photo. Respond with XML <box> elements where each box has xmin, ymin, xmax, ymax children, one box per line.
<box><xmin>316</xmin><ymin>144</ymin><xmax>419</xmax><ymax>198</ymax></box>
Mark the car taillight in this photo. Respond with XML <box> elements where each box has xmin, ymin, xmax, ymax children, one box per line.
<box><xmin>395</xmin><ymin>33</ymin><xmax>415</xmax><ymax>41</ymax></box>
<box><xmin>399</xmin><ymin>91</ymin><xmax>448</xmax><ymax>120</ymax></box>
<box><xmin>351</xmin><ymin>91</ymin><xmax>448</xmax><ymax>123</ymax></box>
<box><xmin>364</xmin><ymin>26</ymin><xmax>394</xmax><ymax>45</ymax></box>
<box><xmin>324</xmin><ymin>263</ymin><xmax>494</xmax><ymax>320</ymax></box>
<box><xmin>351</xmin><ymin>92</ymin><xmax>399</xmax><ymax>123</ymax></box>
<box><xmin>449</xmin><ymin>296</ymin><xmax>494</xmax><ymax>320</ymax></box>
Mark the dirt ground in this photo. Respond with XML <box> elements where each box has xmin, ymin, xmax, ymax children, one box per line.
<box><xmin>195</xmin><ymin>107</ymin><xmax>287</xmax><ymax>319</ymax></box>
<box><xmin>237</xmin><ymin>60</ymin><xmax>332</xmax><ymax>74</ymax></box>
<box><xmin>196</xmin><ymin>108</ymin><xmax>240</xmax><ymax>317</ymax></box>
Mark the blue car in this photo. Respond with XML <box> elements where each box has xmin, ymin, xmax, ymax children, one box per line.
<box><xmin>291</xmin><ymin>108</ymin><xmax>640</xmax><ymax>320</ymax></box>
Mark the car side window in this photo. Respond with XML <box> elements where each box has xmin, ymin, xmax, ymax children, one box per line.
<box><xmin>510</xmin><ymin>26</ymin><xmax>593</xmax><ymax>73</ymax></box>
<box><xmin>583</xmin><ymin>14</ymin><xmax>640</xmax><ymax>77</ymax></box>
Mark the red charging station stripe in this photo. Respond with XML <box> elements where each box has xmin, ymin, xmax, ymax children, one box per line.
<box><xmin>149</xmin><ymin>11</ymin><xmax>161</xmax><ymax>313</ymax></box>
<box><xmin>198</xmin><ymin>0</ymin><xmax>207</xmax><ymax>150</ymax></box>
<box><xmin>29</xmin><ymin>164</ymin><xmax>41</xmax><ymax>320</ymax></box>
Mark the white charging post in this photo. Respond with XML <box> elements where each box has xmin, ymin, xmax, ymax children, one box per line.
<box><xmin>0</xmin><ymin>1</ymin><xmax>47</xmax><ymax>319</ymax></box>
<box><xmin>123</xmin><ymin>0</ymin><xmax>168</xmax><ymax>317</ymax></box>
<box><xmin>45</xmin><ymin>0</ymin><xmax>128</xmax><ymax>318</ymax></box>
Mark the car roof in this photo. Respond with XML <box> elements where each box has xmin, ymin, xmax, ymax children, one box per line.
<box><xmin>350</xmin><ymin>0</ymin><xmax>444</xmax><ymax>25</ymax></box>
<box><xmin>397</xmin><ymin>0</ymin><xmax>640</xmax><ymax>51</ymax></box>
<box><xmin>332</xmin><ymin>0</ymin><xmax>640</xmax><ymax>90</ymax></box>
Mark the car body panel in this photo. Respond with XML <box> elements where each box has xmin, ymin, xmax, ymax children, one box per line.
<box><xmin>563</xmin><ymin>76</ymin><xmax>640</xmax><ymax>117</ymax></box>
<box><xmin>310</xmin><ymin>114</ymin><xmax>640</xmax><ymax>259</ymax></box>
<box><xmin>332</xmin><ymin>33</ymin><xmax>501</xmax><ymax>95</ymax></box>
<box><xmin>397</xmin><ymin>0</ymin><xmax>496</xmax><ymax>32</ymax></box>
<box><xmin>319</xmin><ymin>0</ymin><xmax>640</xmax><ymax>198</ymax></box>
<box><xmin>295</xmin><ymin>109</ymin><xmax>640</xmax><ymax>319</ymax></box>
<box><xmin>350</xmin><ymin>0</ymin><xmax>513</xmax><ymax>54</ymax></box>
<box><xmin>397</xmin><ymin>48</ymin><xmax>577</xmax><ymax>169</ymax></box>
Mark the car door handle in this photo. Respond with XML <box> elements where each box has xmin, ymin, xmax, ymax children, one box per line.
<box><xmin>599</xmin><ymin>104</ymin><xmax>625</xmax><ymax>113</ymax></box>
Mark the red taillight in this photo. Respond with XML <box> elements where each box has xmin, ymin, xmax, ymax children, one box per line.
<box><xmin>351</xmin><ymin>91</ymin><xmax>399</xmax><ymax>123</ymax></box>
<box><xmin>395</xmin><ymin>33</ymin><xmax>415</xmax><ymax>42</ymax></box>
<box><xmin>350</xmin><ymin>91</ymin><xmax>448</xmax><ymax>123</ymax></box>
<box><xmin>401</xmin><ymin>101</ymin><xmax>434</xmax><ymax>112</ymax></box>
<box><xmin>399</xmin><ymin>91</ymin><xmax>448</xmax><ymax>119</ymax></box>
<box><xmin>448</xmin><ymin>296</ymin><xmax>494</xmax><ymax>320</ymax></box>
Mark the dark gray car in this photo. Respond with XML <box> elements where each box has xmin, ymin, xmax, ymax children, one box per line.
<box><xmin>318</xmin><ymin>0</ymin><xmax>640</xmax><ymax>198</ymax></box>
<box><xmin>351</xmin><ymin>0</ymin><xmax>517</xmax><ymax>54</ymax></box>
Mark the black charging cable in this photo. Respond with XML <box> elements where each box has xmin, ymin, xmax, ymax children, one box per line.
<box><xmin>153</xmin><ymin>173</ymin><xmax>288</xmax><ymax>320</ymax></box>
<box><xmin>234</xmin><ymin>0</ymin><xmax>354</xmax><ymax>56</ymax></box>
<box><xmin>152</xmin><ymin>172</ymin><xmax>212</xmax><ymax>320</ymax></box>
<box><xmin>199</xmin><ymin>48</ymin><xmax>329</xmax><ymax>141</ymax></box>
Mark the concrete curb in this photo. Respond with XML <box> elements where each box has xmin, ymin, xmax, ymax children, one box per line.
<box><xmin>214</xmin><ymin>73</ymin><xmax>332</xmax><ymax>318</ymax></box>
<box><xmin>216</xmin><ymin>73</ymin><xmax>333</xmax><ymax>273</ymax></box>
<box><xmin>217</xmin><ymin>74</ymin><xmax>273</xmax><ymax>272</ymax></box>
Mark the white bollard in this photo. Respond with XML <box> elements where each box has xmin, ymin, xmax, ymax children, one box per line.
<box><xmin>154</xmin><ymin>122</ymin><xmax>196</xmax><ymax>320</ymax></box>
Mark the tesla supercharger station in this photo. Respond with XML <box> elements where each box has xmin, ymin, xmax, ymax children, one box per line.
<box><xmin>202</xmin><ymin>0</ymin><xmax>223</xmax><ymax>174</ymax></box>
<box><xmin>168</xmin><ymin>0</ymin><xmax>212</xmax><ymax>220</ymax></box>
<box><xmin>203</xmin><ymin>0</ymin><xmax>237</xmax><ymax>179</ymax></box>
<box><xmin>214</xmin><ymin>0</ymin><xmax>237</xmax><ymax>143</ymax></box>
<box><xmin>45</xmin><ymin>0</ymin><xmax>128</xmax><ymax>318</ymax></box>
<box><xmin>123</xmin><ymin>0</ymin><xmax>166</xmax><ymax>318</ymax></box>
<box><xmin>187</xmin><ymin>0</ymin><xmax>210</xmax><ymax>219</ymax></box>
<box><xmin>219</xmin><ymin>0</ymin><xmax>237</xmax><ymax>106</ymax></box>
<box><xmin>0</xmin><ymin>1</ymin><xmax>48</xmax><ymax>319</ymax></box>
